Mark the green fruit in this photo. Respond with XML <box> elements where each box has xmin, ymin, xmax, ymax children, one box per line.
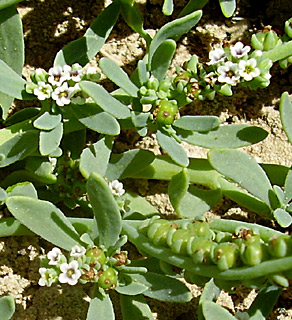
<box><xmin>98</xmin><ymin>267</ymin><xmax>118</xmax><ymax>289</ymax></box>
<box><xmin>241</xmin><ymin>242</ymin><xmax>268</xmax><ymax>266</ymax></box>
<box><xmin>212</xmin><ymin>243</ymin><xmax>240</xmax><ymax>271</ymax></box>
<box><xmin>147</xmin><ymin>219</ymin><xmax>172</xmax><ymax>247</ymax></box>
<box><xmin>86</xmin><ymin>247</ymin><xmax>106</xmax><ymax>265</ymax></box>
<box><xmin>189</xmin><ymin>238</ymin><xmax>216</xmax><ymax>264</ymax></box>
<box><xmin>187</xmin><ymin>221</ymin><xmax>213</xmax><ymax>239</ymax></box>
<box><xmin>169</xmin><ymin>228</ymin><xmax>191</xmax><ymax>255</ymax></box>
<box><xmin>155</xmin><ymin>100</ymin><xmax>178</xmax><ymax>126</ymax></box>
<box><xmin>269</xmin><ymin>235</ymin><xmax>292</xmax><ymax>258</ymax></box>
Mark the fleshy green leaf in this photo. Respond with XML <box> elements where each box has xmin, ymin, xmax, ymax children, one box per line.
<box><xmin>39</xmin><ymin>122</ymin><xmax>63</xmax><ymax>156</ymax></box>
<box><xmin>87</xmin><ymin>296</ymin><xmax>114</xmax><ymax>320</ymax></box>
<box><xmin>208</xmin><ymin>149</ymin><xmax>273</xmax><ymax>206</ymax></box>
<box><xmin>79</xmin><ymin>81</ymin><xmax>130</xmax><ymax>119</ymax></box>
<box><xmin>0</xmin><ymin>296</ymin><xmax>15</xmax><ymax>320</ymax></box>
<box><xmin>106</xmin><ymin>149</ymin><xmax>155</xmax><ymax>180</ymax></box>
<box><xmin>151</xmin><ymin>39</ymin><xmax>176</xmax><ymax>81</ymax></box>
<box><xmin>179</xmin><ymin>0</ymin><xmax>208</xmax><ymax>17</ymax></box>
<box><xmin>149</xmin><ymin>10</ymin><xmax>202</xmax><ymax>64</ymax></box>
<box><xmin>87</xmin><ymin>172</ymin><xmax>122</xmax><ymax>247</ymax></box>
<box><xmin>173</xmin><ymin>115</ymin><xmax>220</xmax><ymax>132</ymax></box>
<box><xmin>219</xmin><ymin>0</ymin><xmax>236</xmax><ymax>18</ymax></box>
<box><xmin>177</xmin><ymin>124</ymin><xmax>268</xmax><ymax>148</ymax></box>
<box><xmin>156</xmin><ymin>130</ymin><xmax>189</xmax><ymax>167</ymax></box>
<box><xmin>202</xmin><ymin>300</ymin><xmax>237</xmax><ymax>319</ymax></box>
<box><xmin>116</xmin><ymin>280</ymin><xmax>149</xmax><ymax>295</ymax></box>
<box><xmin>6</xmin><ymin>182</ymin><xmax>38</xmax><ymax>198</ymax></box>
<box><xmin>70</xmin><ymin>103</ymin><xmax>120</xmax><ymax>135</ymax></box>
<box><xmin>162</xmin><ymin>0</ymin><xmax>173</xmax><ymax>15</ymax></box>
<box><xmin>280</xmin><ymin>92</ymin><xmax>292</xmax><ymax>144</ymax></box>
<box><xmin>80</xmin><ymin>136</ymin><xmax>113</xmax><ymax>179</ymax></box>
<box><xmin>273</xmin><ymin>208</ymin><xmax>292</xmax><ymax>228</ymax></box>
<box><xmin>120</xmin><ymin>295</ymin><xmax>154</xmax><ymax>320</ymax></box>
<box><xmin>5</xmin><ymin>196</ymin><xmax>83</xmax><ymax>250</ymax></box>
<box><xmin>99</xmin><ymin>58</ymin><xmax>138</xmax><ymax>97</ymax></box>
<box><xmin>54</xmin><ymin>1</ymin><xmax>120</xmax><ymax>66</ymax></box>
<box><xmin>0</xmin><ymin>5</ymin><xmax>24</xmax><ymax>118</ymax></box>
<box><xmin>33</xmin><ymin>112</ymin><xmax>61</xmax><ymax>131</ymax></box>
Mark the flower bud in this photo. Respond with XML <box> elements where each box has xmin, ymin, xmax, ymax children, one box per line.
<box><xmin>98</xmin><ymin>267</ymin><xmax>118</xmax><ymax>289</ymax></box>
<box><xmin>147</xmin><ymin>76</ymin><xmax>159</xmax><ymax>90</ymax></box>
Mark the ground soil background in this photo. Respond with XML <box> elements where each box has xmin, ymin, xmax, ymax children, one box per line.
<box><xmin>1</xmin><ymin>0</ymin><xmax>292</xmax><ymax>319</ymax></box>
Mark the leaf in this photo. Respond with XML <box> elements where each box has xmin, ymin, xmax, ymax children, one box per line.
<box><xmin>120</xmin><ymin>295</ymin><xmax>155</xmax><ymax>320</ymax></box>
<box><xmin>273</xmin><ymin>208</ymin><xmax>292</xmax><ymax>228</ymax></box>
<box><xmin>70</xmin><ymin>103</ymin><xmax>120</xmax><ymax>135</ymax></box>
<box><xmin>0</xmin><ymin>296</ymin><xmax>15</xmax><ymax>320</ymax></box>
<box><xmin>156</xmin><ymin>130</ymin><xmax>189</xmax><ymax>167</ymax></box>
<box><xmin>79</xmin><ymin>81</ymin><xmax>130</xmax><ymax>119</ymax></box>
<box><xmin>33</xmin><ymin>112</ymin><xmax>61</xmax><ymax>130</ymax></box>
<box><xmin>137</xmin><ymin>60</ymin><xmax>148</xmax><ymax>86</ymax></box>
<box><xmin>280</xmin><ymin>92</ymin><xmax>292</xmax><ymax>145</ymax></box>
<box><xmin>262</xmin><ymin>40</ymin><xmax>292</xmax><ymax>63</ymax></box>
<box><xmin>106</xmin><ymin>149</ymin><xmax>155</xmax><ymax>180</ymax></box>
<box><xmin>25</xmin><ymin>157</ymin><xmax>56</xmax><ymax>184</ymax></box>
<box><xmin>179</xmin><ymin>0</ymin><xmax>208</xmax><ymax>17</ymax></box>
<box><xmin>80</xmin><ymin>136</ymin><xmax>113</xmax><ymax>179</ymax></box>
<box><xmin>99</xmin><ymin>58</ymin><xmax>138</xmax><ymax>97</ymax></box>
<box><xmin>87</xmin><ymin>172</ymin><xmax>122</xmax><ymax>248</ymax></box>
<box><xmin>209</xmin><ymin>149</ymin><xmax>273</xmax><ymax>206</ymax></box>
<box><xmin>198</xmin><ymin>279</ymin><xmax>221</xmax><ymax>320</ymax></box>
<box><xmin>284</xmin><ymin>167</ymin><xmax>292</xmax><ymax>203</ymax></box>
<box><xmin>0</xmin><ymin>5</ymin><xmax>24</xmax><ymax>118</ymax></box>
<box><xmin>149</xmin><ymin>10</ymin><xmax>202</xmax><ymax>64</ymax></box>
<box><xmin>202</xmin><ymin>300</ymin><xmax>237</xmax><ymax>320</ymax></box>
<box><xmin>87</xmin><ymin>296</ymin><xmax>114</xmax><ymax>320</ymax></box>
<box><xmin>39</xmin><ymin>122</ymin><xmax>63</xmax><ymax>156</ymax></box>
<box><xmin>173</xmin><ymin>115</ymin><xmax>221</xmax><ymax>132</ymax></box>
<box><xmin>54</xmin><ymin>1</ymin><xmax>120</xmax><ymax>66</ymax></box>
<box><xmin>130</xmin><ymin>272</ymin><xmax>192</xmax><ymax>302</ymax></box>
<box><xmin>162</xmin><ymin>0</ymin><xmax>173</xmax><ymax>15</ymax></box>
<box><xmin>0</xmin><ymin>129</ymin><xmax>39</xmax><ymax>168</ymax></box>
<box><xmin>177</xmin><ymin>124</ymin><xmax>268</xmax><ymax>148</ymax></box>
<box><xmin>218</xmin><ymin>0</ymin><xmax>236</xmax><ymax>18</ymax></box>
<box><xmin>151</xmin><ymin>39</ymin><xmax>176</xmax><ymax>81</ymax></box>
<box><xmin>6</xmin><ymin>182</ymin><xmax>38</xmax><ymax>198</ymax></box>
<box><xmin>116</xmin><ymin>280</ymin><xmax>149</xmax><ymax>295</ymax></box>
<box><xmin>5</xmin><ymin>196</ymin><xmax>83</xmax><ymax>250</ymax></box>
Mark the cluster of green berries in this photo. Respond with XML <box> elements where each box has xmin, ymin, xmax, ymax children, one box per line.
<box><xmin>50</xmin><ymin>153</ymin><xmax>86</xmax><ymax>205</ymax></box>
<box><xmin>139</xmin><ymin>217</ymin><xmax>292</xmax><ymax>286</ymax></box>
<box><xmin>39</xmin><ymin>244</ymin><xmax>128</xmax><ymax>289</ymax></box>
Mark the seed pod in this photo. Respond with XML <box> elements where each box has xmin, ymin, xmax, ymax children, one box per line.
<box><xmin>188</xmin><ymin>238</ymin><xmax>216</xmax><ymax>264</ymax></box>
<box><xmin>98</xmin><ymin>267</ymin><xmax>118</xmax><ymax>289</ymax></box>
<box><xmin>269</xmin><ymin>235</ymin><xmax>292</xmax><ymax>258</ymax></box>
<box><xmin>240</xmin><ymin>241</ymin><xmax>269</xmax><ymax>266</ymax></box>
<box><xmin>86</xmin><ymin>247</ymin><xmax>106</xmax><ymax>266</ymax></box>
<box><xmin>212</xmin><ymin>243</ymin><xmax>240</xmax><ymax>271</ymax></box>
<box><xmin>147</xmin><ymin>219</ymin><xmax>172</xmax><ymax>247</ymax></box>
<box><xmin>187</xmin><ymin>221</ymin><xmax>214</xmax><ymax>239</ymax></box>
<box><xmin>169</xmin><ymin>228</ymin><xmax>191</xmax><ymax>255</ymax></box>
<box><xmin>155</xmin><ymin>100</ymin><xmax>178</xmax><ymax>126</ymax></box>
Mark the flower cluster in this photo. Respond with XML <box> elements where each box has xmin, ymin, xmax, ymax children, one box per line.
<box><xmin>108</xmin><ymin>180</ymin><xmax>125</xmax><ymax>197</ymax></box>
<box><xmin>38</xmin><ymin>244</ymin><xmax>127</xmax><ymax>289</ymax></box>
<box><xmin>26</xmin><ymin>64</ymin><xmax>100</xmax><ymax>107</ymax></box>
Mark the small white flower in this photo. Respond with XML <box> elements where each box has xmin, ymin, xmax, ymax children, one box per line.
<box><xmin>48</xmin><ymin>65</ymin><xmax>69</xmax><ymax>86</ymax></box>
<box><xmin>33</xmin><ymin>82</ymin><xmax>52</xmax><ymax>100</ymax></box>
<box><xmin>238</xmin><ymin>58</ymin><xmax>261</xmax><ymax>81</ymax></box>
<box><xmin>230</xmin><ymin>42</ymin><xmax>250</xmax><ymax>58</ymax></box>
<box><xmin>52</xmin><ymin>82</ymin><xmax>75</xmax><ymax>106</ymax></box>
<box><xmin>47</xmin><ymin>247</ymin><xmax>62</xmax><ymax>265</ymax></box>
<box><xmin>70</xmin><ymin>245</ymin><xmax>86</xmax><ymax>258</ymax></box>
<box><xmin>208</xmin><ymin>47</ymin><xmax>226</xmax><ymax>65</ymax></box>
<box><xmin>59</xmin><ymin>260</ymin><xmax>81</xmax><ymax>285</ymax></box>
<box><xmin>63</xmin><ymin>63</ymin><xmax>83</xmax><ymax>82</ymax></box>
<box><xmin>38</xmin><ymin>267</ymin><xmax>58</xmax><ymax>287</ymax></box>
<box><xmin>109</xmin><ymin>180</ymin><xmax>125</xmax><ymax>197</ymax></box>
<box><xmin>217</xmin><ymin>61</ymin><xmax>240</xmax><ymax>85</ymax></box>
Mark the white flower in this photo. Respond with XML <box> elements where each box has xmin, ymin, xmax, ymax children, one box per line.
<box><xmin>109</xmin><ymin>180</ymin><xmax>125</xmax><ymax>197</ymax></box>
<box><xmin>217</xmin><ymin>61</ymin><xmax>240</xmax><ymax>85</ymax></box>
<box><xmin>230</xmin><ymin>42</ymin><xmax>250</xmax><ymax>58</ymax></box>
<box><xmin>48</xmin><ymin>65</ymin><xmax>69</xmax><ymax>86</ymax></box>
<box><xmin>38</xmin><ymin>267</ymin><xmax>58</xmax><ymax>287</ymax></box>
<box><xmin>47</xmin><ymin>247</ymin><xmax>62</xmax><ymax>265</ymax></box>
<box><xmin>70</xmin><ymin>245</ymin><xmax>86</xmax><ymax>258</ymax></box>
<box><xmin>238</xmin><ymin>58</ymin><xmax>260</xmax><ymax>81</ymax></box>
<box><xmin>52</xmin><ymin>82</ymin><xmax>75</xmax><ymax>106</ymax></box>
<box><xmin>58</xmin><ymin>260</ymin><xmax>81</xmax><ymax>285</ymax></box>
<box><xmin>208</xmin><ymin>47</ymin><xmax>226</xmax><ymax>65</ymax></box>
<box><xmin>33</xmin><ymin>82</ymin><xmax>52</xmax><ymax>100</ymax></box>
<box><xmin>63</xmin><ymin>63</ymin><xmax>83</xmax><ymax>82</ymax></box>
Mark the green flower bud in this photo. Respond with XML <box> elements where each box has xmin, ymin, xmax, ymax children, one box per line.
<box><xmin>31</xmin><ymin>68</ymin><xmax>48</xmax><ymax>83</ymax></box>
<box><xmin>212</xmin><ymin>243</ymin><xmax>240</xmax><ymax>271</ymax></box>
<box><xmin>155</xmin><ymin>100</ymin><xmax>178</xmax><ymax>126</ymax></box>
<box><xmin>147</xmin><ymin>76</ymin><xmax>159</xmax><ymax>90</ymax></box>
<box><xmin>139</xmin><ymin>86</ymin><xmax>148</xmax><ymax>96</ymax></box>
<box><xmin>98</xmin><ymin>267</ymin><xmax>118</xmax><ymax>289</ymax></box>
<box><xmin>158</xmin><ymin>79</ymin><xmax>172</xmax><ymax>92</ymax></box>
<box><xmin>285</xmin><ymin>18</ymin><xmax>292</xmax><ymax>39</ymax></box>
<box><xmin>25</xmin><ymin>82</ymin><xmax>38</xmax><ymax>94</ymax></box>
<box><xmin>86</xmin><ymin>247</ymin><xmax>106</xmax><ymax>266</ymax></box>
